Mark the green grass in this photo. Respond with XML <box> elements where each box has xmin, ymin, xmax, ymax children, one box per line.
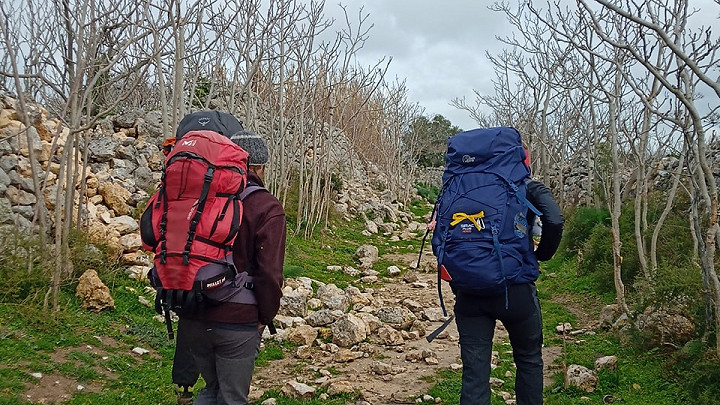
<box><xmin>255</xmin><ymin>340</ymin><xmax>288</xmax><ymax>367</ymax></box>
<box><xmin>426</xmin><ymin>256</ymin><xmax>699</xmax><ymax>405</ymax></box>
<box><xmin>257</xmin><ymin>389</ymin><xmax>358</xmax><ymax>404</ymax></box>
<box><xmin>1</xmin><ymin>197</ymin><xmax>717</xmax><ymax>404</ymax></box>
<box><xmin>0</xmin><ymin>202</ymin><xmax>431</xmax><ymax>404</ymax></box>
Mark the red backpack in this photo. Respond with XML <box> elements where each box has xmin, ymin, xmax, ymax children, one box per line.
<box><xmin>141</xmin><ymin>129</ymin><xmax>251</xmax><ymax>337</ymax></box>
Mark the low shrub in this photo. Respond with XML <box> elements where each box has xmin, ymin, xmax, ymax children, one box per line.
<box><xmin>666</xmin><ymin>343</ymin><xmax>720</xmax><ymax>405</ymax></box>
<box><xmin>633</xmin><ymin>262</ymin><xmax>704</xmax><ymax>319</ymax></box>
<box><xmin>415</xmin><ymin>182</ymin><xmax>439</xmax><ymax>204</ymax></box>
<box><xmin>0</xmin><ymin>229</ymin><xmax>51</xmax><ymax>303</ymax></box>
<box><xmin>558</xmin><ymin>206</ymin><xmax>609</xmax><ymax>259</ymax></box>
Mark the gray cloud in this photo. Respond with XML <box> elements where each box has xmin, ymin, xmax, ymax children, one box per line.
<box><xmin>319</xmin><ymin>0</ymin><xmax>719</xmax><ymax>130</ymax></box>
<box><xmin>318</xmin><ymin>0</ymin><xmax>512</xmax><ymax>129</ymax></box>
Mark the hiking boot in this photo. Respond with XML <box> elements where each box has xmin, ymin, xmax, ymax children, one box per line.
<box><xmin>176</xmin><ymin>386</ymin><xmax>193</xmax><ymax>405</ymax></box>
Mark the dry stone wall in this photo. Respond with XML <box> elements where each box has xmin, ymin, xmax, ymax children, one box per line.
<box><xmin>0</xmin><ymin>96</ymin><xmax>418</xmax><ymax>274</ymax></box>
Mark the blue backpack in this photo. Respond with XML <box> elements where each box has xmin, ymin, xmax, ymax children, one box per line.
<box><xmin>423</xmin><ymin>127</ymin><xmax>541</xmax><ymax>340</ymax></box>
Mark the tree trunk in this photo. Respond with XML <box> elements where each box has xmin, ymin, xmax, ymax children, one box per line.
<box><xmin>608</xmin><ymin>64</ymin><xmax>630</xmax><ymax>315</ymax></box>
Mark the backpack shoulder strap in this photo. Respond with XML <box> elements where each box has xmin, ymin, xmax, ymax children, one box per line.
<box><xmin>239</xmin><ymin>182</ymin><xmax>266</xmax><ymax>200</ymax></box>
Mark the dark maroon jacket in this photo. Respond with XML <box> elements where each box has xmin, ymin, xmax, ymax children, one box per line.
<box><xmin>189</xmin><ymin>171</ymin><xmax>286</xmax><ymax>326</ymax></box>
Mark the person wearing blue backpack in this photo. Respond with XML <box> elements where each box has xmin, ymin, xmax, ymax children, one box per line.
<box><xmin>428</xmin><ymin>127</ymin><xmax>563</xmax><ymax>404</ymax></box>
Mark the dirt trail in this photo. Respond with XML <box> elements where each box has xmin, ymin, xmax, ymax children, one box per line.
<box><xmin>251</xmin><ymin>252</ymin><xmax>564</xmax><ymax>404</ymax></box>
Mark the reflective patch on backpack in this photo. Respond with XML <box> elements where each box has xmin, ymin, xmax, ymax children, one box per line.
<box><xmin>514</xmin><ymin>211</ymin><xmax>528</xmax><ymax>238</ymax></box>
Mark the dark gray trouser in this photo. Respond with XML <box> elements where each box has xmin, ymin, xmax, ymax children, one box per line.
<box><xmin>173</xmin><ymin>318</ymin><xmax>200</xmax><ymax>388</ymax></box>
<box><xmin>454</xmin><ymin>283</ymin><xmax>544</xmax><ymax>405</ymax></box>
<box><xmin>182</xmin><ymin>318</ymin><xmax>261</xmax><ymax>405</ymax></box>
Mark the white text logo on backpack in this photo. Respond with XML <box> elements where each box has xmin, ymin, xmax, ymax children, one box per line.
<box><xmin>462</xmin><ymin>154</ymin><xmax>475</xmax><ymax>163</ymax></box>
<box><xmin>198</xmin><ymin>116</ymin><xmax>210</xmax><ymax>126</ymax></box>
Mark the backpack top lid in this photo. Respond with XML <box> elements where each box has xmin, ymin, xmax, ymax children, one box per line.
<box><xmin>176</xmin><ymin>110</ymin><xmax>244</xmax><ymax>141</ymax></box>
<box><xmin>443</xmin><ymin>126</ymin><xmax>530</xmax><ymax>182</ymax></box>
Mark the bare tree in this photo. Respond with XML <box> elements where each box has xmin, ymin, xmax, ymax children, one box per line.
<box><xmin>580</xmin><ymin>0</ymin><xmax>720</xmax><ymax>357</ymax></box>
<box><xmin>1</xmin><ymin>0</ymin><xmax>161</xmax><ymax>311</ymax></box>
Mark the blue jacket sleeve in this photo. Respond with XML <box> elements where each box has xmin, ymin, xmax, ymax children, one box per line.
<box><xmin>527</xmin><ymin>180</ymin><xmax>564</xmax><ymax>261</ymax></box>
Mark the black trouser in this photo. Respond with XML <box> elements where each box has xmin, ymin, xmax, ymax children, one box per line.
<box><xmin>454</xmin><ymin>283</ymin><xmax>544</xmax><ymax>405</ymax></box>
<box><xmin>173</xmin><ymin>318</ymin><xmax>200</xmax><ymax>388</ymax></box>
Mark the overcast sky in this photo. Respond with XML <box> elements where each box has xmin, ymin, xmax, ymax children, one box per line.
<box><xmin>320</xmin><ymin>0</ymin><xmax>509</xmax><ymax>130</ymax></box>
<box><xmin>318</xmin><ymin>1</ymin><xmax>720</xmax><ymax>131</ymax></box>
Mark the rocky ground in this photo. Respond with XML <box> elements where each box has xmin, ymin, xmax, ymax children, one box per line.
<box><xmin>249</xmin><ymin>251</ymin><xmax>564</xmax><ymax>405</ymax></box>
<box><xmin>22</xmin><ymin>251</ymin><xmax>565</xmax><ymax>405</ymax></box>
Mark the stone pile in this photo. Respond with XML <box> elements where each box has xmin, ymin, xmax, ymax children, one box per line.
<box><xmin>254</xmin><ymin>272</ymin><xmax>459</xmax><ymax>403</ymax></box>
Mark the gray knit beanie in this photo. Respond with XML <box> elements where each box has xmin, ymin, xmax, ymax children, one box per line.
<box><xmin>230</xmin><ymin>130</ymin><xmax>269</xmax><ymax>165</ymax></box>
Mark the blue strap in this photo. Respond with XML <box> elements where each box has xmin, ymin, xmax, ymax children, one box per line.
<box><xmin>494</xmin><ymin>173</ymin><xmax>542</xmax><ymax>216</ymax></box>
<box><xmin>492</xmin><ymin>225</ymin><xmax>509</xmax><ymax>309</ymax></box>
<box><xmin>509</xmin><ymin>181</ymin><xmax>542</xmax><ymax>216</ymax></box>
<box><xmin>428</xmin><ymin>236</ymin><xmax>454</xmax><ymax>343</ymax></box>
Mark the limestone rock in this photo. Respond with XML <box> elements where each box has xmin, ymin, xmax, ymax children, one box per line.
<box><xmin>374</xmin><ymin>306</ymin><xmax>416</xmax><ymax>330</ymax></box>
<box><xmin>327</xmin><ymin>380</ymin><xmax>355</xmax><ymax>396</ymax></box>
<box><xmin>287</xmin><ymin>325</ymin><xmax>318</xmax><ymax>347</ymax></box>
<box><xmin>594</xmin><ymin>355</ymin><xmax>618</xmax><ymax>371</ymax></box>
<box><xmin>98</xmin><ymin>182</ymin><xmax>131</xmax><ymax>215</ymax></box>
<box><xmin>354</xmin><ymin>244</ymin><xmax>379</xmax><ymax>268</ymax></box>
<box><xmin>489</xmin><ymin>377</ymin><xmax>505</xmax><ymax>388</ymax></box>
<box><xmin>75</xmin><ymin>269</ymin><xmax>115</xmax><ymax>312</ymax></box>
<box><xmin>566</xmin><ymin>364</ymin><xmax>598</xmax><ymax>393</ymax></box>
<box><xmin>88</xmin><ymin>137</ymin><xmax>121</xmax><ymax>162</ymax></box>
<box><xmin>281</xmin><ymin>381</ymin><xmax>315</xmax><ymax>400</ymax></box>
<box><xmin>600</xmin><ymin>304</ymin><xmax>622</xmax><ymax>329</ymax></box>
<box><xmin>279</xmin><ymin>290</ymin><xmax>308</xmax><ymax>317</ymax></box>
<box><xmin>377</xmin><ymin>325</ymin><xmax>404</xmax><ymax>346</ymax></box>
<box><xmin>636</xmin><ymin>309</ymin><xmax>695</xmax><ymax>347</ymax></box>
<box><xmin>120</xmin><ymin>233</ymin><xmax>142</xmax><ymax>252</ymax></box>
<box><xmin>331</xmin><ymin>313</ymin><xmax>367</xmax><ymax>348</ymax></box>
<box><xmin>108</xmin><ymin>215</ymin><xmax>139</xmax><ymax>234</ymax></box>
<box><xmin>333</xmin><ymin>348</ymin><xmax>363</xmax><ymax>363</ymax></box>
<box><xmin>387</xmin><ymin>265</ymin><xmax>402</xmax><ymax>277</ymax></box>
<box><xmin>356</xmin><ymin>312</ymin><xmax>382</xmax><ymax>333</ymax></box>
<box><xmin>305</xmin><ymin>309</ymin><xmax>341</xmax><ymax>327</ymax></box>
<box><xmin>316</xmin><ymin>283</ymin><xmax>349</xmax><ymax>311</ymax></box>
<box><xmin>125</xmin><ymin>265</ymin><xmax>149</xmax><ymax>282</ymax></box>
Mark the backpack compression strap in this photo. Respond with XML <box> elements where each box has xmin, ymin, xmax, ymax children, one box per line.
<box><xmin>183</xmin><ymin>165</ymin><xmax>216</xmax><ymax>264</ymax></box>
<box><xmin>492</xmin><ymin>172</ymin><xmax>542</xmax><ymax>216</ymax></box>
<box><xmin>416</xmin><ymin>179</ymin><xmax>451</xmax><ymax>270</ymax></box>
<box><xmin>158</xmin><ymin>185</ymin><xmax>169</xmax><ymax>264</ymax></box>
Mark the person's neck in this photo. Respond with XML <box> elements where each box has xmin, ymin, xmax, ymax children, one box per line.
<box><xmin>248</xmin><ymin>166</ymin><xmax>265</xmax><ymax>183</ymax></box>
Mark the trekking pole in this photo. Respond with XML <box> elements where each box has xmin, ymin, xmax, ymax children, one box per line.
<box><xmin>416</xmin><ymin>228</ymin><xmax>430</xmax><ymax>269</ymax></box>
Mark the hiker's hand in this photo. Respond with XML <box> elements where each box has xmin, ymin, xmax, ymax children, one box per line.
<box><xmin>258</xmin><ymin>323</ymin><xmax>265</xmax><ymax>331</ymax></box>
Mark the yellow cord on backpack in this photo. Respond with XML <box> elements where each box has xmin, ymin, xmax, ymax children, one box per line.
<box><xmin>450</xmin><ymin>211</ymin><xmax>485</xmax><ymax>231</ymax></box>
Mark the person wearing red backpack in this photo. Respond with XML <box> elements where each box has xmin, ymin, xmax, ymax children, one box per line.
<box><xmin>154</xmin><ymin>113</ymin><xmax>286</xmax><ymax>404</ymax></box>
<box><xmin>184</xmin><ymin>128</ymin><xmax>285</xmax><ymax>405</ymax></box>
